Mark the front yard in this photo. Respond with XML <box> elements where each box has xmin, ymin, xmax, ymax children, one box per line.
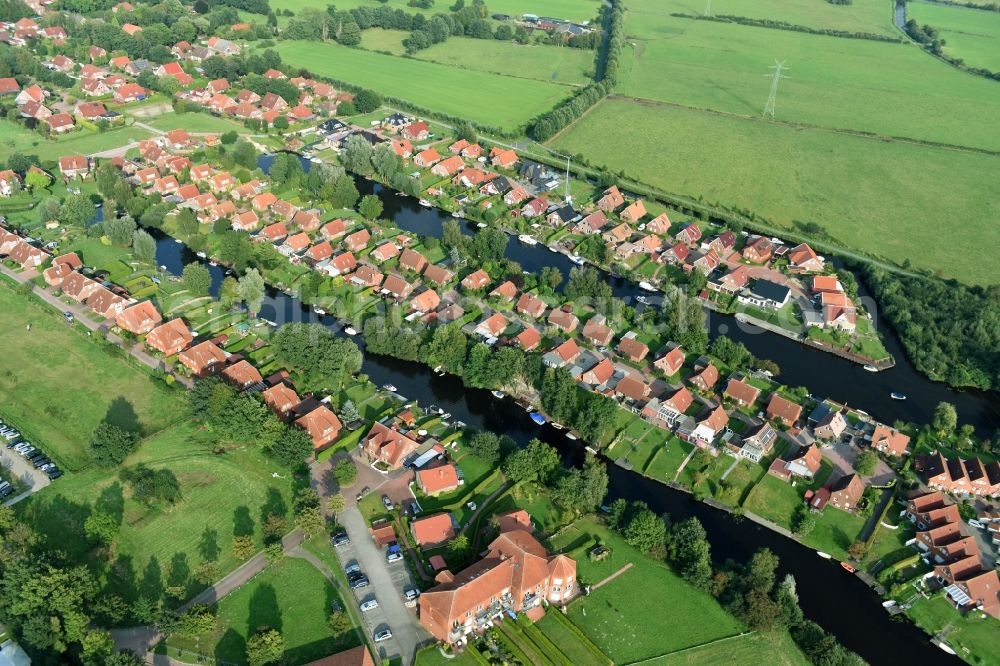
<box><xmin>907</xmin><ymin>595</ymin><xmax>1000</xmax><ymax>666</ymax></box>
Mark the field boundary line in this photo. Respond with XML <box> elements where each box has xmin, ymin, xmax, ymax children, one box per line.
<box><xmin>622</xmin><ymin>631</ymin><xmax>754</xmax><ymax>665</ymax></box>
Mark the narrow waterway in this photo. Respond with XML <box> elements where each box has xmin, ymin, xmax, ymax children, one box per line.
<box><xmin>151</xmin><ymin>229</ymin><xmax>956</xmax><ymax>664</ymax></box>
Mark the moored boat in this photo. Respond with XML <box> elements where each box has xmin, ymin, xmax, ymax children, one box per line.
<box><xmin>890</xmin><ymin>392</ymin><xmax>907</xmax><ymax>401</ymax></box>
<box><xmin>863</xmin><ymin>364</ymin><xmax>878</xmax><ymax>372</ymax></box>
<box><xmin>529</xmin><ymin>412</ymin><xmax>546</xmax><ymax>425</ymax></box>
<box><xmin>382</xmin><ymin>383</ymin><xmax>398</xmax><ymax>393</ymax></box>
<box><xmin>517</xmin><ymin>234</ymin><xmax>538</xmax><ymax>246</ymax></box>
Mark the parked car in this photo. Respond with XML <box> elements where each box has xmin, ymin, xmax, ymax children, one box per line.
<box><xmin>382</xmin><ymin>495</ymin><xmax>394</xmax><ymax>511</ymax></box>
<box><xmin>332</xmin><ymin>532</ymin><xmax>350</xmax><ymax>547</ymax></box>
<box><xmin>349</xmin><ymin>576</ymin><xmax>370</xmax><ymax>589</ymax></box>
<box><xmin>386</xmin><ymin>551</ymin><xmax>403</xmax><ymax>563</ymax></box>
<box><xmin>345</xmin><ymin>562</ymin><xmax>361</xmax><ymax>575</ymax></box>
<box><xmin>374</xmin><ymin>628</ymin><xmax>392</xmax><ymax>642</ymax></box>
<box><xmin>356</xmin><ymin>486</ymin><xmax>370</xmax><ymax>501</ymax></box>
<box><xmin>46</xmin><ymin>468</ymin><xmax>63</xmax><ymax>480</ymax></box>
<box><xmin>403</xmin><ymin>588</ymin><xmax>420</xmax><ymax>601</ymax></box>
<box><xmin>63</xmin><ymin>311</ymin><xmax>74</xmax><ymax>323</ymax></box>
<box><xmin>360</xmin><ymin>598</ymin><xmax>379</xmax><ymax>612</ymax></box>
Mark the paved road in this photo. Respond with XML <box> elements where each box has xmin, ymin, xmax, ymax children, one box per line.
<box><xmin>1</xmin><ymin>265</ymin><xmax>192</xmax><ymax>388</ymax></box>
<box><xmin>336</xmin><ymin>506</ymin><xmax>425</xmax><ymax>666</ymax></box>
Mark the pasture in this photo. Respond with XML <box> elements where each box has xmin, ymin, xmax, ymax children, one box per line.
<box><xmin>0</xmin><ymin>283</ymin><xmax>184</xmax><ymax>471</ymax></box>
<box><xmin>626</xmin><ymin>0</ymin><xmax>896</xmax><ymax>37</ymax></box>
<box><xmin>907</xmin><ymin>1</ymin><xmax>1000</xmax><ymax>72</ymax></box>
<box><xmin>270</xmin><ymin>0</ymin><xmax>601</xmax><ymax>22</ymax></box>
<box><xmin>553</xmin><ymin>97</ymin><xmax>1000</xmax><ymax>284</ymax></box>
<box><xmin>273</xmin><ymin>40</ymin><xmax>573</xmax><ymax>128</ymax></box>
<box><xmin>616</xmin><ymin>14</ymin><xmax>1000</xmax><ymax>150</ymax></box>
<box><xmin>415</xmin><ymin>36</ymin><xmax>595</xmax><ymax>85</ymax></box>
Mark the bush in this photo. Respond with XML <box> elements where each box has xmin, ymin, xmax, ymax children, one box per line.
<box><xmin>89</xmin><ymin>423</ymin><xmax>138</xmax><ymax>468</ymax></box>
<box><xmin>332</xmin><ymin>458</ymin><xmax>358</xmax><ymax>487</ymax></box>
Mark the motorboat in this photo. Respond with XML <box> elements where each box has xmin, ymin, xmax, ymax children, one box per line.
<box><xmin>452</xmin><ymin>211</ymin><xmax>465</xmax><ymax>218</ymax></box>
<box><xmin>816</xmin><ymin>551</ymin><xmax>832</xmax><ymax>559</ymax></box>
<box><xmin>313</xmin><ymin>306</ymin><xmax>326</xmax><ymax>315</ymax></box>
<box><xmin>638</xmin><ymin>281</ymin><xmax>657</xmax><ymax>292</ymax></box>
<box><xmin>344</xmin><ymin>326</ymin><xmax>358</xmax><ymax>335</ymax></box>
<box><xmin>547</xmin><ymin>245</ymin><xmax>558</xmax><ymax>253</ymax></box>
<box><xmin>491</xmin><ymin>390</ymin><xmax>506</xmax><ymax>398</ymax></box>
<box><xmin>840</xmin><ymin>562</ymin><xmax>856</xmax><ymax>573</ymax></box>
<box><xmin>863</xmin><ymin>364</ymin><xmax>878</xmax><ymax>372</ymax></box>
<box><xmin>529</xmin><ymin>412</ymin><xmax>546</xmax><ymax>425</ymax></box>
<box><xmin>551</xmin><ymin>422</ymin><xmax>564</xmax><ymax>430</ymax></box>
<box><xmin>890</xmin><ymin>392</ymin><xmax>907</xmax><ymax>401</ymax></box>
<box><xmin>382</xmin><ymin>383</ymin><xmax>398</xmax><ymax>393</ymax></box>
<box><xmin>566</xmin><ymin>432</ymin><xmax>578</xmax><ymax>440</ymax></box>
<box><xmin>418</xmin><ymin>199</ymin><xmax>432</xmax><ymax>207</ymax></box>
<box><xmin>196</xmin><ymin>251</ymin><xmax>207</xmax><ymax>258</ymax></box>
<box><xmin>636</xmin><ymin>295</ymin><xmax>649</xmax><ymax>304</ymax></box>
<box><xmin>569</xmin><ymin>255</ymin><xmax>585</xmax><ymax>265</ymax></box>
<box><xmin>477</xmin><ymin>222</ymin><xmax>487</xmax><ymax>229</ymax></box>
<box><xmin>517</xmin><ymin>234</ymin><xmax>538</xmax><ymax>246</ymax></box>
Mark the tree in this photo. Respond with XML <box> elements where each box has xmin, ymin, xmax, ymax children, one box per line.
<box><xmin>472</xmin><ymin>226</ymin><xmax>508</xmax><ymax>263</ymax></box>
<box><xmin>105</xmin><ymin>651</ymin><xmax>145</xmax><ymax>666</ymax></box>
<box><xmin>854</xmin><ymin>449</ymin><xmax>878</xmax><ymax>476</ymax></box>
<box><xmin>221</xmin><ymin>130</ymin><xmax>239</xmax><ymax>144</ymax></box>
<box><xmin>220</xmin><ymin>230</ymin><xmax>253</xmax><ymax>270</ymax></box>
<box><xmin>467</xmin><ymin>431</ymin><xmax>502</xmax><ymax>466</ymax></box>
<box><xmin>791</xmin><ymin>507</ymin><xmax>816</xmax><ymax>537</ymax></box>
<box><xmin>246</xmin><ymin>628</ymin><xmax>284</xmax><ymax>666</ymax></box>
<box><xmin>329</xmin><ymin>175</ymin><xmax>359</xmax><ymax>209</ymax></box>
<box><xmin>121</xmin><ymin>465</ymin><xmax>182</xmax><ymax>504</ymax></box>
<box><xmin>359</xmin><ymin>194</ymin><xmax>383</xmax><ymax>220</ymax></box>
<box><xmin>59</xmin><ymin>193</ymin><xmax>97</xmax><ymax>227</ymax></box>
<box><xmin>239</xmin><ymin>268</ymin><xmax>265</xmax><ymax>317</ymax></box>
<box><xmin>341</xmin><ymin>134</ymin><xmax>374</xmax><ymax>175</ymax></box>
<box><xmin>502</xmin><ymin>438</ymin><xmax>560</xmax><ymax>483</ymax></box>
<box><xmin>0</xmin><ymin>561</ymin><xmax>96</xmax><ymax>652</ymax></box>
<box><xmin>328</xmin><ymin>493</ymin><xmax>346</xmax><ymax>514</ymax></box>
<box><xmin>668</xmin><ymin>517</ymin><xmax>712</xmax><ymax>589</ymax></box>
<box><xmin>267</xmin><ymin>426</ymin><xmax>313</xmax><ymax>468</ymax></box>
<box><xmin>233</xmin><ymin>535</ymin><xmax>256</xmax><ymax>560</ymax></box>
<box><xmin>105</xmin><ymin>214</ymin><xmax>138</xmax><ymax>247</ymax></box>
<box><xmin>81</xmin><ymin>629</ymin><xmax>116</xmax><ymax>666</ymax></box>
<box><xmin>565</xmin><ymin>266</ymin><xmax>611</xmax><ymax>302</ymax></box>
<box><xmin>176</xmin><ymin>209</ymin><xmax>199</xmax><ymax>236</ymax></box>
<box><xmin>623</xmin><ymin>505</ymin><xmax>667</xmax><ymax>553</ymax></box>
<box><xmin>89</xmin><ymin>423</ymin><xmax>138</xmax><ymax>468</ymax></box>
<box><xmin>354</xmin><ymin>88</ymin><xmax>382</xmax><ymax>113</ymax></box>
<box><xmin>933</xmin><ymin>401</ymin><xmax>957</xmax><ymax>434</ymax></box>
<box><xmin>182</xmin><ymin>262</ymin><xmax>211</xmax><ymax>296</ymax></box>
<box><xmin>329</xmin><ymin>610</ymin><xmax>351</xmax><ymax>634</ymax></box>
<box><xmin>24</xmin><ymin>169</ymin><xmax>49</xmax><ymax>191</ymax></box>
<box><xmin>332</xmin><ymin>459</ymin><xmax>358</xmax><ymax>487</ymax></box>
<box><xmin>84</xmin><ymin>510</ymin><xmax>120</xmax><ymax>546</ymax></box>
<box><xmin>340</xmin><ymin>400</ymin><xmax>360</xmax><ymax>423</ymax></box>
<box><xmin>220</xmin><ymin>276</ymin><xmax>242</xmax><ymax>309</ymax></box>
<box><xmin>448</xmin><ymin>534</ymin><xmax>469</xmax><ymax>557</ymax></box>
<box><xmin>132</xmin><ymin>229</ymin><xmax>156</xmax><ymax>262</ymax></box>
<box><xmin>847</xmin><ymin>541</ymin><xmax>868</xmax><ymax>561</ymax></box>
<box><xmin>273</xmin><ymin>116</ymin><xmax>289</xmax><ymax>131</ymax></box>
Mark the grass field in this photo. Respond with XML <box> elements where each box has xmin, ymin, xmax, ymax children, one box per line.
<box><xmin>22</xmin><ymin>421</ymin><xmax>296</xmax><ymax>600</ymax></box>
<box><xmin>907</xmin><ymin>595</ymin><xmax>1000</xmax><ymax>666</ymax></box>
<box><xmin>0</xmin><ymin>283</ymin><xmax>184</xmax><ymax>470</ymax></box>
<box><xmin>274</xmin><ymin>40</ymin><xmax>573</xmax><ymax>128</ymax></box>
<box><xmin>551</xmin><ymin>517</ymin><xmax>745</xmax><ymax>663</ymax></box>
<box><xmin>359</xmin><ymin>27</ymin><xmax>410</xmax><ymax>55</ymax></box>
<box><xmin>414</xmin><ymin>646</ymin><xmax>481</xmax><ymax>666</ymax></box>
<box><xmin>617</xmin><ymin>13</ymin><xmax>1000</xmax><ymax>150</ymax></box>
<box><xmin>166</xmin><ymin>557</ymin><xmax>358</xmax><ymax>664</ymax></box>
<box><xmin>415</xmin><ymin>37</ymin><xmax>596</xmax><ymax>85</ymax></box>
<box><xmin>270</xmin><ymin>0</ymin><xmax>601</xmax><ymax>22</ymax></box>
<box><xmin>650</xmin><ymin>631</ymin><xmax>809</xmax><ymax>665</ymax></box>
<box><xmin>908</xmin><ymin>1</ymin><xmax>1000</xmax><ymax>72</ymax></box>
<box><xmin>552</xmin><ymin>97</ymin><xmax>1000</xmax><ymax>284</ymax></box>
<box><xmin>628</xmin><ymin>0</ymin><xmax>895</xmax><ymax>37</ymax></box>
<box><xmin>0</xmin><ymin>121</ymin><xmax>152</xmax><ymax>161</ymax></box>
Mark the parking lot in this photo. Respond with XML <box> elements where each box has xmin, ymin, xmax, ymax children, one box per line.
<box><xmin>0</xmin><ymin>439</ymin><xmax>52</xmax><ymax>504</ymax></box>
<box><xmin>333</xmin><ymin>506</ymin><xmax>426</xmax><ymax>665</ymax></box>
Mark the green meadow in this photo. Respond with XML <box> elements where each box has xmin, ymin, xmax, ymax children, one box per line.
<box><xmin>908</xmin><ymin>1</ymin><xmax>1000</xmax><ymax>72</ymax></box>
<box><xmin>270</xmin><ymin>0</ymin><xmax>601</xmax><ymax>22</ymax></box>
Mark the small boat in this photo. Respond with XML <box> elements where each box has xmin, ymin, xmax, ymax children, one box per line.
<box><xmin>344</xmin><ymin>326</ymin><xmax>357</xmax><ymax>335</ymax></box>
<box><xmin>418</xmin><ymin>199</ymin><xmax>432</xmax><ymax>207</ymax></box>
<box><xmin>313</xmin><ymin>306</ymin><xmax>326</xmax><ymax>315</ymax></box>
<box><xmin>586</xmin><ymin>446</ymin><xmax>598</xmax><ymax>455</ymax></box>
<box><xmin>196</xmin><ymin>251</ymin><xmax>207</xmax><ymax>259</ymax></box>
<box><xmin>638</xmin><ymin>281</ymin><xmax>657</xmax><ymax>292</ymax></box>
<box><xmin>569</xmin><ymin>255</ymin><xmax>585</xmax><ymax>265</ymax></box>
<box><xmin>566</xmin><ymin>432</ymin><xmax>578</xmax><ymax>440</ymax></box>
<box><xmin>382</xmin><ymin>383</ymin><xmax>398</xmax><ymax>393</ymax></box>
<box><xmin>174</xmin><ymin>238</ymin><xmax>183</xmax><ymax>244</ymax></box>
<box><xmin>840</xmin><ymin>562</ymin><xmax>856</xmax><ymax>573</ymax></box>
<box><xmin>477</xmin><ymin>222</ymin><xmax>487</xmax><ymax>229</ymax></box>
<box><xmin>441</xmin><ymin>412</ymin><xmax>451</xmax><ymax>420</ymax></box>
<box><xmin>209</xmin><ymin>259</ymin><xmax>218</xmax><ymax>266</ymax></box>
<box><xmin>517</xmin><ymin>234</ymin><xmax>538</xmax><ymax>246</ymax></box>
<box><xmin>863</xmin><ymin>364</ymin><xmax>878</xmax><ymax>372</ymax></box>
<box><xmin>529</xmin><ymin>412</ymin><xmax>546</xmax><ymax>426</ymax></box>
<box><xmin>636</xmin><ymin>295</ymin><xmax>648</xmax><ymax>304</ymax></box>
<box><xmin>890</xmin><ymin>392</ymin><xmax>907</xmax><ymax>401</ymax></box>
<box><xmin>491</xmin><ymin>390</ymin><xmax>506</xmax><ymax>399</ymax></box>
<box><xmin>451</xmin><ymin>211</ymin><xmax>465</xmax><ymax>218</ymax></box>
<box><xmin>551</xmin><ymin>422</ymin><xmax>564</xmax><ymax>430</ymax></box>
<box><xmin>396</xmin><ymin>191</ymin><xmax>406</xmax><ymax>197</ymax></box>
<box><xmin>547</xmin><ymin>245</ymin><xmax>558</xmax><ymax>253</ymax></box>
<box><xmin>310</xmin><ymin>157</ymin><xmax>322</xmax><ymax>164</ymax></box>
<box><xmin>816</xmin><ymin>551</ymin><xmax>832</xmax><ymax>560</ymax></box>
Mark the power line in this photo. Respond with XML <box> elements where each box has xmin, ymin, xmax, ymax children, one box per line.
<box><xmin>763</xmin><ymin>60</ymin><xmax>789</xmax><ymax>118</ymax></box>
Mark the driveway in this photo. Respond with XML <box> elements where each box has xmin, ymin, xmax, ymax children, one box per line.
<box><xmin>335</xmin><ymin>506</ymin><xmax>426</xmax><ymax>666</ymax></box>
<box><xmin>824</xmin><ymin>440</ymin><xmax>895</xmax><ymax>485</ymax></box>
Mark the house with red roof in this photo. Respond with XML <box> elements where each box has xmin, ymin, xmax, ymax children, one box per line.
<box><xmin>417</xmin><ymin>464</ymin><xmax>460</xmax><ymax>496</ymax></box>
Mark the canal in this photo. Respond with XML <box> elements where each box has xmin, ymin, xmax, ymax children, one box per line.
<box><xmin>151</xmin><ymin>226</ymin><xmax>959</xmax><ymax>664</ymax></box>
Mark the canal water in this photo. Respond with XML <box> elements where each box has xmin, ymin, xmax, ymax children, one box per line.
<box><xmin>151</xmin><ymin>226</ymin><xmax>958</xmax><ymax>664</ymax></box>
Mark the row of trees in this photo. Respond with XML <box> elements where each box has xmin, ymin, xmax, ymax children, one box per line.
<box><xmin>605</xmin><ymin>500</ymin><xmax>866</xmax><ymax>665</ymax></box>
<box><xmin>674</xmin><ymin>13</ymin><xmax>901</xmax><ymax>43</ymax></box>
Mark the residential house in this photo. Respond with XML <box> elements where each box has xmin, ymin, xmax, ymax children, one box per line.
<box><xmin>417</xmin><ymin>464</ymin><xmax>460</xmax><ymax>496</ymax></box>
<box><xmin>60</xmin><ymin>272</ymin><xmax>101</xmax><ymax>302</ymax></box>
<box><xmin>145</xmin><ymin>319</ymin><xmax>192</xmax><ymax>357</ymax></box>
<box><xmin>114</xmin><ymin>83</ymin><xmax>147</xmax><ymax>103</ymax></box>
<box><xmin>296</xmin><ymin>405</ymin><xmax>342</xmax><ymax>451</ymax></box>
<box><xmin>504</xmin><ymin>185</ymin><xmax>531</xmax><ymax>206</ymax></box>
<box><xmin>766</xmin><ymin>393</ymin><xmax>802</xmax><ymax>426</ymax></box>
<box><xmin>371</xmin><ymin>242</ymin><xmax>400</xmax><ymax>263</ymax></box>
<box><xmin>547</xmin><ymin>308</ymin><xmax>579</xmax><ymax>334</ymax></box>
<box><xmin>179</xmin><ymin>340</ymin><xmax>227</xmax><ymax>376</ymax></box>
<box><xmin>461</xmin><ymin>269</ymin><xmax>490</xmax><ymax>291</ymax></box>
<box><xmin>423</xmin><ymin>264</ymin><xmax>454</xmax><ymax>287</ymax></box>
<box><xmin>432</xmin><ymin>156</ymin><xmax>464</xmax><ymax>177</ymax></box>
<box><xmin>515</xmin><ymin>326</ymin><xmax>541</xmax><ymax>351</ymax></box>
<box><xmin>620</xmin><ymin>199</ymin><xmax>646</xmax><ymax>222</ymax></box>
<box><xmin>788</xmin><ymin>243</ymin><xmax>824</xmax><ymax>272</ymax></box>
<box><xmin>262</xmin><ymin>382</ymin><xmax>300</xmax><ymax>418</ymax></box>
<box><xmin>516</xmin><ymin>293</ymin><xmax>547</xmax><ymax>319</ymax></box>
<box><xmin>521</xmin><ymin>197</ymin><xmax>548</xmax><ymax>218</ymax></box>
<box><xmin>653</xmin><ymin>344</ymin><xmax>685</xmax><ymax>376</ymax></box>
<box><xmin>399</xmin><ymin>249</ymin><xmax>428</xmax><ymax>274</ymax></box>
<box><xmin>617</xmin><ymin>334</ymin><xmax>649</xmax><ymax>363</ymax></box>
<box><xmin>324</xmin><ymin>252</ymin><xmax>357</xmax><ymax>277</ymax></box>
<box><xmin>410</xmin><ymin>288</ymin><xmax>440</xmax><ymax>313</ymax></box>
<box><xmin>602</xmin><ymin>222</ymin><xmax>630</xmax><ymax>245</ymax></box>
<box><xmin>411</xmin><ymin>512</ymin><xmax>456</xmax><ymax>547</ymax></box>
<box><xmin>86</xmin><ymin>286</ymin><xmax>126</xmax><ymax>319</ymax></box>
<box><xmin>688</xmin><ymin>404</ymin><xmax>729</xmax><ymax>448</ymax></box>
<box><xmin>45</xmin><ymin>113</ymin><xmax>75</xmax><ymax>134</ymax></box>
<box><xmin>738</xmin><ymin>280</ymin><xmax>790</xmax><ymax>310</ymax></box>
<box><xmin>597</xmin><ymin>185</ymin><xmax>624</xmax><ymax>212</ymax></box>
<box><xmin>115</xmin><ymin>300</ymin><xmax>161</xmax><ymax>335</ymax></box>
<box><xmin>381</xmin><ymin>274</ymin><xmax>413</xmax><ymax>301</ymax></box>
<box><xmin>582</xmin><ymin>316</ymin><xmax>613</xmax><ymax>347</ymax></box>
<box><xmin>42</xmin><ymin>253</ymin><xmax>82</xmax><ymax>286</ymax></box>
<box><xmin>782</xmin><ymin>444</ymin><xmax>823</xmax><ymax>479</ymax></box>
<box><xmin>675</xmin><ymin>223</ymin><xmax>701</xmax><ymax>245</ymax></box>
<box><xmin>870</xmin><ymin>424</ymin><xmax>910</xmax><ymax>457</ymax></box>
<box><xmin>344</xmin><ymin>229</ymin><xmax>371</xmax><ymax>253</ymax></box>
<box><xmin>418</xmin><ymin>517</ymin><xmax>576</xmax><ymax>644</ymax></box>
<box><xmin>476</xmin><ymin>313</ymin><xmax>508</xmax><ymax>339</ymax></box>
<box><xmin>814</xmin><ymin>410</ymin><xmax>847</xmax><ymax>441</ymax></box>
<box><xmin>688</xmin><ymin>363</ymin><xmax>719</xmax><ymax>392</ymax></box>
<box><xmin>737</xmin><ymin>423</ymin><xmax>778</xmax><ymax>463</ymax></box>
<box><xmin>828</xmin><ymin>473</ymin><xmax>865</xmax><ymax>511</ymax></box>
<box><xmin>543</xmin><ymin>338</ymin><xmax>581</xmax><ymax>368</ymax></box>
<box><xmin>362</xmin><ymin>421</ymin><xmax>420</xmax><ymax>470</ymax></box>
<box><xmin>350</xmin><ymin>265</ymin><xmax>383</xmax><ymax>288</ymax></box>
<box><xmin>222</xmin><ymin>359</ymin><xmax>263</xmax><ymax>390</ymax></box>
<box><xmin>641</xmin><ymin>387</ymin><xmax>694</xmax><ymax>430</ymax></box>
<box><xmin>58</xmin><ymin>155</ymin><xmax>89</xmax><ymax>179</ymax></box>
<box><xmin>305</xmin><ymin>241</ymin><xmax>334</xmax><ymax>265</ymax></box>
<box><xmin>489</xmin><ymin>281</ymin><xmax>517</xmax><ymax>303</ymax></box>
<box><xmin>413</xmin><ymin>148</ymin><xmax>441</xmax><ymax>168</ymax></box>
<box><xmin>723</xmin><ymin>378</ymin><xmax>760</xmax><ymax>407</ymax></box>
<box><xmin>579</xmin><ymin>358</ymin><xmax>614</xmax><ymax>388</ymax></box>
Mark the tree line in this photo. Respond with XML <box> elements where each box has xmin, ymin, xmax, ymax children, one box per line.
<box><xmin>903</xmin><ymin>18</ymin><xmax>1000</xmax><ymax>81</ymax></box>
<box><xmin>672</xmin><ymin>13</ymin><xmax>904</xmax><ymax>42</ymax></box>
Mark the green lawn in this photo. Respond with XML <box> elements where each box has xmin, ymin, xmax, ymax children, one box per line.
<box><xmin>907</xmin><ymin>595</ymin><xmax>1000</xmax><ymax>666</ymax></box>
<box><xmin>534</xmin><ymin>610</ymin><xmax>611</xmax><ymax>665</ymax></box>
<box><xmin>0</xmin><ymin>283</ymin><xmax>184</xmax><ymax>470</ymax></box>
<box><xmin>273</xmin><ymin>40</ymin><xmax>574</xmax><ymax>129</ymax></box>
<box><xmin>552</xmin><ymin>97</ymin><xmax>1000</xmax><ymax>284</ymax></box>
<box><xmin>629</xmin><ymin>0</ymin><xmax>895</xmax><ymax>37</ymax></box>
<box><xmin>142</xmin><ymin>112</ymin><xmax>250</xmax><ymax>134</ymax></box>
<box><xmin>414</xmin><ymin>645</ymin><xmax>482</xmax><ymax>666</ymax></box>
<box><xmin>650</xmin><ymin>630</ymin><xmax>809</xmax><ymax>665</ymax></box>
<box><xmin>359</xmin><ymin>27</ymin><xmax>411</xmax><ymax>55</ymax></box>
<box><xmin>271</xmin><ymin>0</ymin><xmax>601</xmax><ymax>22</ymax></box>
<box><xmin>165</xmin><ymin>557</ymin><xmax>359</xmax><ymax>665</ymax></box>
<box><xmin>415</xmin><ymin>37</ymin><xmax>596</xmax><ymax>85</ymax></box>
<box><xmin>550</xmin><ymin>517</ymin><xmax>745</xmax><ymax>663</ymax></box>
<box><xmin>21</xmin><ymin>421</ymin><xmax>295</xmax><ymax>601</ymax></box>
<box><xmin>908</xmin><ymin>1</ymin><xmax>1000</xmax><ymax>72</ymax></box>
<box><xmin>0</xmin><ymin>120</ymin><xmax>153</xmax><ymax>161</ymax></box>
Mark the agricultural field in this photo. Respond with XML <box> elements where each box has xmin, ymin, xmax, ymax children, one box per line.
<box><xmin>273</xmin><ymin>40</ymin><xmax>574</xmax><ymax>128</ymax></box>
<box><xmin>907</xmin><ymin>1</ymin><xmax>1000</xmax><ymax>71</ymax></box>
<box><xmin>163</xmin><ymin>557</ymin><xmax>359</xmax><ymax>664</ymax></box>
<box><xmin>0</xmin><ymin>283</ymin><xmax>184</xmax><ymax>471</ymax></box>
<box><xmin>414</xmin><ymin>37</ymin><xmax>596</xmax><ymax>85</ymax></box>
<box><xmin>552</xmin><ymin>98</ymin><xmax>1000</xmax><ymax>284</ymax></box>
<box><xmin>270</xmin><ymin>0</ymin><xmax>602</xmax><ymax>23</ymax></box>
<box><xmin>628</xmin><ymin>0</ymin><xmax>895</xmax><ymax>37</ymax></box>
<box><xmin>359</xmin><ymin>27</ymin><xmax>411</xmax><ymax>55</ymax></box>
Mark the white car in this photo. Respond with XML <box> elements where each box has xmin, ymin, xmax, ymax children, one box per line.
<box><xmin>360</xmin><ymin>598</ymin><xmax>379</xmax><ymax>612</ymax></box>
<box><xmin>374</xmin><ymin>628</ymin><xmax>393</xmax><ymax>642</ymax></box>
<box><xmin>386</xmin><ymin>551</ymin><xmax>404</xmax><ymax>563</ymax></box>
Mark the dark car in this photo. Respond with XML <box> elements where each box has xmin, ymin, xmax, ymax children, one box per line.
<box><xmin>332</xmin><ymin>532</ymin><xmax>350</xmax><ymax>547</ymax></box>
<box><xmin>46</xmin><ymin>468</ymin><xmax>63</xmax><ymax>480</ymax></box>
<box><xmin>349</xmin><ymin>576</ymin><xmax>369</xmax><ymax>589</ymax></box>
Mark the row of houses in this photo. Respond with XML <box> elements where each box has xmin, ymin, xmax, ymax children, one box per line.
<box><xmin>919</xmin><ymin>452</ymin><xmax>1000</xmax><ymax>499</ymax></box>
<box><xmin>905</xmin><ymin>491</ymin><xmax>1000</xmax><ymax>619</ymax></box>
